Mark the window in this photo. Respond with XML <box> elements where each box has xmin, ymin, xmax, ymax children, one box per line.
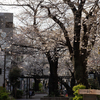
<box><xmin>6</xmin><ymin>22</ymin><xmax>13</xmax><ymax>28</ymax></box>
<box><xmin>0</xmin><ymin>68</ymin><xmax>2</xmax><ymax>75</ymax></box>
<box><xmin>0</xmin><ymin>16</ymin><xmax>4</xmax><ymax>28</ymax></box>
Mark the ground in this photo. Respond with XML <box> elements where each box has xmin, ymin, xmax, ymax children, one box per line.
<box><xmin>16</xmin><ymin>93</ymin><xmax>47</xmax><ymax>100</ymax></box>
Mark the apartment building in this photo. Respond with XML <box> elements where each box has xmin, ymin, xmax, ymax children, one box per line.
<box><xmin>0</xmin><ymin>13</ymin><xmax>13</xmax><ymax>87</ymax></box>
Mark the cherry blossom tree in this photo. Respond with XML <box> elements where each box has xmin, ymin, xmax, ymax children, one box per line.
<box><xmin>41</xmin><ymin>0</ymin><xmax>99</xmax><ymax>87</ymax></box>
<box><xmin>0</xmin><ymin>0</ymin><xmax>100</xmax><ymax>95</ymax></box>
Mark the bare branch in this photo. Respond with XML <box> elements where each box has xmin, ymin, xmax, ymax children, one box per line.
<box><xmin>63</xmin><ymin>0</ymin><xmax>77</xmax><ymax>13</ymax></box>
<box><xmin>78</xmin><ymin>0</ymin><xmax>86</xmax><ymax>12</ymax></box>
<box><xmin>41</xmin><ymin>5</ymin><xmax>73</xmax><ymax>57</ymax></box>
<box><xmin>0</xmin><ymin>3</ymin><xmax>28</xmax><ymax>7</ymax></box>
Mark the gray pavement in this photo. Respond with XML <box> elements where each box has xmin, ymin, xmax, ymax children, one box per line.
<box><xmin>16</xmin><ymin>94</ymin><xmax>47</xmax><ymax>100</ymax></box>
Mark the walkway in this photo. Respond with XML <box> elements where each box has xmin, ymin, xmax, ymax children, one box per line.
<box><xmin>16</xmin><ymin>93</ymin><xmax>47</xmax><ymax>100</ymax></box>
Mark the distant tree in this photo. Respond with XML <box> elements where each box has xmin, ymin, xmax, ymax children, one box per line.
<box><xmin>8</xmin><ymin>67</ymin><xmax>21</xmax><ymax>98</ymax></box>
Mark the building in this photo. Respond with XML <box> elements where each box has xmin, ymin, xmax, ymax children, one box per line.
<box><xmin>0</xmin><ymin>13</ymin><xmax>13</xmax><ymax>87</ymax></box>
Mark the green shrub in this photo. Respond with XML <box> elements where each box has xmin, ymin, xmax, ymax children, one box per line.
<box><xmin>88</xmin><ymin>79</ymin><xmax>100</xmax><ymax>89</ymax></box>
<box><xmin>0</xmin><ymin>92</ymin><xmax>8</xmax><ymax>100</ymax></box>
<box><xmin>39</xmin><ymin>83</ymin><xmax>43</xmax><ymax>91</ymax></box>
<box><xmin>7</xmin><ymin>96</ymin><xmax>15</xmax><ymax>100</ymax></box>
<box><xmin>97</xmin><ymin>95</ymin><xmax>100</xmax><ymax>100</ymax></box>
<box><xmin>69</xmin><ymin>97</ymin><xmax>74</xmax><ymax>100</ymax></box>
<box><xmin>33</xmin><ymin>82</ymin><xmax>43</xmax><ymax>91</ymax></box>
<box><xmin>73</xmin><ymin>84</ymin><xmax>86</xmax><ymax>100</ymax></box>
<box><xmin>0</xmin><ymin>86</ymin><xmax>15</xmax><ymax>100</ymax></box>
<box><xmin>16</xmin><ymin>89</ymin><xmax>23</xmax><ymax>98</ymax></box>
<box><xmin>0</xmin><ymin>86</ymin><xmax>8</xmax><ymax>100</ymax></box>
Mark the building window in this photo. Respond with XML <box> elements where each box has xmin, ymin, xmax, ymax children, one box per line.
<box><xmin>6</xmin><ymin>22</ymin><xmax>13</xmax><ymax>28</ymax></box>
<box><xmin>0</xmin><ymin>16</ymin><xmax>4</xmax><ymax>28</ymax></box>
<box><xmin>0</xmin><ymin>68</ymin><xmax>2</xmax><ymax>75</ymax></box>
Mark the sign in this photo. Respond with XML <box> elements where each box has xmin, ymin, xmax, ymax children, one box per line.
<box><xmin>78</xmin><ymin>89</ymin><xmax>100</xmax><ymax>95</ymax></box>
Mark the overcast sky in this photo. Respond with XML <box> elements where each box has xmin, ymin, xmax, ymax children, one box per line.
<box><xmin>0</xmin><ymin>0</ymin><xmax>24</xmax><ymax>27</ymax></box>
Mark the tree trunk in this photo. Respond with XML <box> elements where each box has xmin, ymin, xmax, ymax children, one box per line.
<box><xmin>74</xmin><ymin>54</ymin><xmax>89</xmax><ymax>88</ymax></box>
<box><xmin>13</xmin><ymin>85</ymin><xmax>16</xmax><ymax>98</ymax></box>
<box><xmin>58</xmin><ymin>77</ymin><xmax>73</xmax><ymax>96</ymax></box>
<box><xmin>79</xmin><ymin>55</ymin><xmax>89</xmax><ymax>88</ymax></box>
<box><xmin>48</xmin><ymin>60</ymin><xmax>59</xmax><ymax>96</ymax></box>
<box><xmin>71</xmin><ymin>72</ymin><xmax>75</xmax><ymax>89</ymax></box>
<box><xmin>73</xmin><ymin>12</ymin><xmax>89</xmax><ymax>87</ymax></box>
<box><xmin>34</xmin><ymin>77</ymin><xmax>40</xmax><ymax>91</ymax></box>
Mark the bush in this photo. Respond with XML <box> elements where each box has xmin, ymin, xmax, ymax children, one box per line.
<box><xmin>69</xmin><ymin>97</ymin><xmax>73</xmax><ymax>100</ymax></box>
<box><xmin>39</xmin><ymin>83</ymin><xmax>43</xmax><ymax>91</ymax></box>
<box><xmin>16</xmin><ymin>89</ymin><xmax>23</xmax><ymax>98</ymax></box>
<box><xmin>0</xmin><ymin>93</ymin><xmax>8</xmax><ymax>100</ymax></box>
<box><xmin>73</xmin><ymin>84</ymin><xmax>86</xmax><ymax>100</ymax></box>
<box><xmin>88</xmin><ymin>79</ymin><xmax>100</xmax><ymax>89</ymax></box>
<box><xmin>0</xmin><ymin>86</ymin><xmax>9</xmax><ymax>100</ymax></box>
<box><xmin>33</xmin><ymin>82</ymin><xmax>43</xmax><ymax>91</ymax></box>
<box><xmin>0</xmin><ymin>86</ymin><xmax>15</xmax><ymax>100</ymax></box>
<box><xmin>97</xmin><ymin>95</ymin><xmax>100</xmax><ymax>100</ymax></box>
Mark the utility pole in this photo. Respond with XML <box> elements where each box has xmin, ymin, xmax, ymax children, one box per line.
<box><xmin>3</xmin><ymin>49</ymin><xmax>6</xmax><ymax>88</ymax></box>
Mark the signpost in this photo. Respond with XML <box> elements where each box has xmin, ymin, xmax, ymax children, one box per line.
<box><xmin>78</xmin><ymin>89</ymin><xmax>100</xmax><ymax>100</ymax></box>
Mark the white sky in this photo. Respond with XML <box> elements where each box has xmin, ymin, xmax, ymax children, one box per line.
<box><xmin>0</xmin><ymin>0</ymin><xmax>98</xmax><ymax>29</ymax></box>
<box><xmin>0</xmin><ymin>0</ymin><xmax>25</xmax><ymax>27</ymax></box>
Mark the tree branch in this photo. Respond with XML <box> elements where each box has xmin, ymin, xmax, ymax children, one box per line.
<box><xmin>63</xmin><ymin>0</ymin><xmax>77</xmax><ymax>13</ymax></box>
<box><xmin>12</xmin><ymin>43</ymin><xmax>41</xmax><ymax>49</ymax></box>
<box><xmin>41</xmin><ymin>6</ymin><xmax>73</xmax><ymax>57</ymax></box>
<box><xmin>81</xmin><ymin>0</ymin><xmax>99</xmax><ymax>58</ymax></box>
<box><xmin>78</xmin><ymin>0</ymin><xmax>86</xmax><ymax>12</ymax></box>
<box><xmin>0</xmin><ymin>3</ymin><xmax>29</xmax><ymax>7</ymax></box>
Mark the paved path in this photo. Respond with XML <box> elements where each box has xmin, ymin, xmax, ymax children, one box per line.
<box><xmin>16</xmin><ymin>94</ymin><xmax>47</xmax><ymax>100</ymax></box>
